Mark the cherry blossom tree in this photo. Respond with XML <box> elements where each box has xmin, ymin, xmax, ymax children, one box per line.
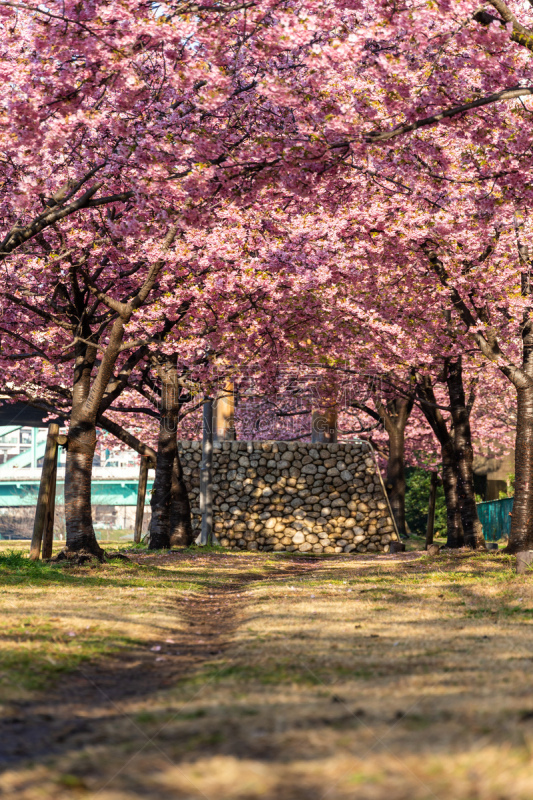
<box><xmin>0</xmin><ymin>0</ymin><xmax>368</xmax><ymax>557</ymax></box>
<box><xmin>3</xmin><ymin>0</ymin><xmax>533</xmax><ymax>557</ymax></box>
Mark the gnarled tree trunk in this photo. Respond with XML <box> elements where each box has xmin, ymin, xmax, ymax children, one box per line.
<box><xmin>63</xmin><ymin>341</ymin><xmax>104</xmax><ymax>559</ymax></box>
<box><xmin>64</xmin><ymin>416</ymin><xmax>104</xmax><ymax>558</ymax></box>
<box><xmin>25</xmin><ymin>225</ymin><xmax>178</xmax><ymax>561</ymax></box>
<box><xmin>441</xmin><ymin>438</ymin><xmax>464</xmax><ymax>548</ymax></box>
<box><xmin>416</xmin><ymin>375</ymin><xmax>464</xmax><ymax>548</ymax></box>
<box><xmin>446</xmin><ymin>357</ymin><xmax>485</xmax><ymax>549</ymax></box>
<box><xmin>170</xmin><ymin>453</ymin><xmax>193</xmax><ymax>546</ymax></box>
<box><xmin>424</xmin><ymin>245</ymin><xmax>533</xmax><ymax>552</ymax></box>
<box><xmin>149</xmin><ymin>356</ymin><xmax>192</xmax><ymax>549</ymax></box>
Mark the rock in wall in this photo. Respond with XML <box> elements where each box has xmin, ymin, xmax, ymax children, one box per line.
<box><xmin>179</xmin><ymin>440</ymin><xmax>399</xmax><ymax>553</ymax></box>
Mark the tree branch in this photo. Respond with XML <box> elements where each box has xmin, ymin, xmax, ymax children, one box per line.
<box><xmin>365</xmin><ymin>87</ymin><xmax>533</xmax><ymax>143</ymax></box>
<box><xmin>0</xmin><ymin>185</ymin><xmax>133</xmax><ymax>261</ymax></box>
<box><xmin>97</xmin><ymin>413</ymin><xmax>157</xmax><ymax>466</ymax></box>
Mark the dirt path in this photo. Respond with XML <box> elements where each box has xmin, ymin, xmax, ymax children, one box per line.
<box><xmin>0</xmin><ymin>555</ymin><xmax>318</xmax><ymax>768</ymax></box>
<box><xmin>4</xmin><ymin>550</ymin><xmax>533</xmax><ymax>800</ymax></box>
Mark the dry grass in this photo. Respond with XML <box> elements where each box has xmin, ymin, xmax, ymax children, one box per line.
<box><xmin>1</xmin><ymin>544</ymin><xmax>533</xmax><ymax>799</ymax></box>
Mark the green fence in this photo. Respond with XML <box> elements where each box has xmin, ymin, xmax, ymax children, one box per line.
<box><xmin>0</xmin><ymin>480</ymin><xmax>153</xmax><ymax>508</ymax></box>
<box><xmin>476</xmin><ymin>497</ymin><xmax>514</xmax><ymax>542</ymax></box>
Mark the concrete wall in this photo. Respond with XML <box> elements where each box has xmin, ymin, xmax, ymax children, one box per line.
<box><xmin>179</xmin><ymin>440</ymin><xmax>399</xmax><ymax>553</ymax></box>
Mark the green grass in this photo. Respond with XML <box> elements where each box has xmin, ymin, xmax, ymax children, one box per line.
<box><xmin>0</xmin><ymin>549</ymin><xmax>228</xmax><ymax>696</ymax></box>
<box><xmin>2</xmin><ymin>548</ymin><xmax>533</xmax><ymax>800</ymax></box>
<box><xmin>186</xmin><ymin>660</ymin><xmax>324</xmax><ymax>687</ymax></box>
<box><xmin>0</xmin><ymin>549</ymin><xmax>209</xmax><ymax>590</ymax></box>
<box><xmin>0</xmin><ymin>631</ymin><xmax>141</xmax><ymax>692</ymax></box>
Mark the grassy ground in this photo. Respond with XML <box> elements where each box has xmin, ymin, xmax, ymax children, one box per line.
<box><xmin>0</xmin><ymin>542</ymin><xmax>532</xmax><ymax>799</ymax></box>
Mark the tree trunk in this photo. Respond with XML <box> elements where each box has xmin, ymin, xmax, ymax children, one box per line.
<box><xmin>62</xmin><ymin>339</ymin><xmax>104</xmax><ymax>559</ymax></box>
<box><xmin>441</xmin><ymin>438</ymin><xmax>464</xmax><ymax>548</ymax></box>
<box><xmin>508</xmin><ymin>385</ymin><xmax>533</xmax><ymax>552</ymax></box>
<box><xmin>58</xmin><ymin>226</ymin><xmax>177</xmax><ymax>560</ymax></box>
<box><xmin>149</xmin><ymin>356</ymin><xmax>192</xmax><ymax>549</ymax></box>
<box><xmin>169</xmin><ymin>452</ymin><xmax>193</xmax><ymax>546</ymax></box>
<box><xmin>64</xmin><ymin>418</ymin><xmax>104</xmax><ymax>558</ymax></box>
<box><xmin>378</xmin><ymin>397</ymin><xmax>413</xmax><ymax>539</ymax></box>
<box><xmin>446</xmin><ymin>358</ymin><xmax>485</xmax><ymax>549</ymax></box>
<box><xmin>416</xmin><ymin>376</ymin><xmax>464</xmax><ymax>548</ymax></box>
<box><xmin>386</xmin><ymin>427</ymin><xmax>408</xmax><ymax>539</ymax></box>
<box><xmin>425</xmin><ymin>241</ymin><xmax>533</xmax><ymax>551</ymax></box>
<box><xmin>149</xmin><ymin>406</ymin><xmax>177</xmax><ymax>550</ymax></box>
<box><xmin>425</xmin><ymin>471</ymin><xmax>438</xmax><ymax>549</ymax></box>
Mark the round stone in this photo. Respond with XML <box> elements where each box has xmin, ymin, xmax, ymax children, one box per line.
<box><xmin>302</xmin><ymin>463</ymin><xmax>318</xmax><ymax>475</ymax></box>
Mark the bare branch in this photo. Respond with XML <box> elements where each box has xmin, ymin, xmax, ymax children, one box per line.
<box><xmin>4</xmin><ymin>292</ymin><xmax>76</xmax><ymax>331</ymax></box>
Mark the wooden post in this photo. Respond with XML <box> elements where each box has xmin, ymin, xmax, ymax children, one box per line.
<box><xmin>199</xmin><ymin>398</ymin><xmax>214</xmax><ymax>546</ymax></box>
<box><xmin>214</xmin><ymin>381</ymin><xmax>235</xmax><ymax>441</ymax></box>
<box><xmin>134</xmin><ymin>456</ymin><xmax>150</xmax><ymax>543</ymax></box>
<box><xmin>41</xmin><ymin>449</ymin><xmax>58</xmax><ymax>560</ymax></box>
<box><xmin>311</xmin><ymin>406</ymin><xmax>338</xmax><ymax>443</ymax></box>
<box><xmin>425</xmin><ymin>471</ymin><xmax>439</xmax><ymax>550</ymax></box>
<box><xmin>30</xmin><ymin>423</ymin><xmax>60</xmax><ymax>561</ymax></box>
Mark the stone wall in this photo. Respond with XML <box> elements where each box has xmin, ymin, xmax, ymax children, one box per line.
<box><xmin>179</xmin><ymin>440</ymin><xmax>399</xmax><ymax>554</ymax></box>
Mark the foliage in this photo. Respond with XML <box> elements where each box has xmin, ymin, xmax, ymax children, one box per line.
<box><xmin>405</xmin><ymin>469</ymin><xmax>447</xmax><ymax>538</ymax></box>
<box><xmin>499</xmin><ymin>474</ymin><xmax>515</xmax><ymax>499</ymax></box>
